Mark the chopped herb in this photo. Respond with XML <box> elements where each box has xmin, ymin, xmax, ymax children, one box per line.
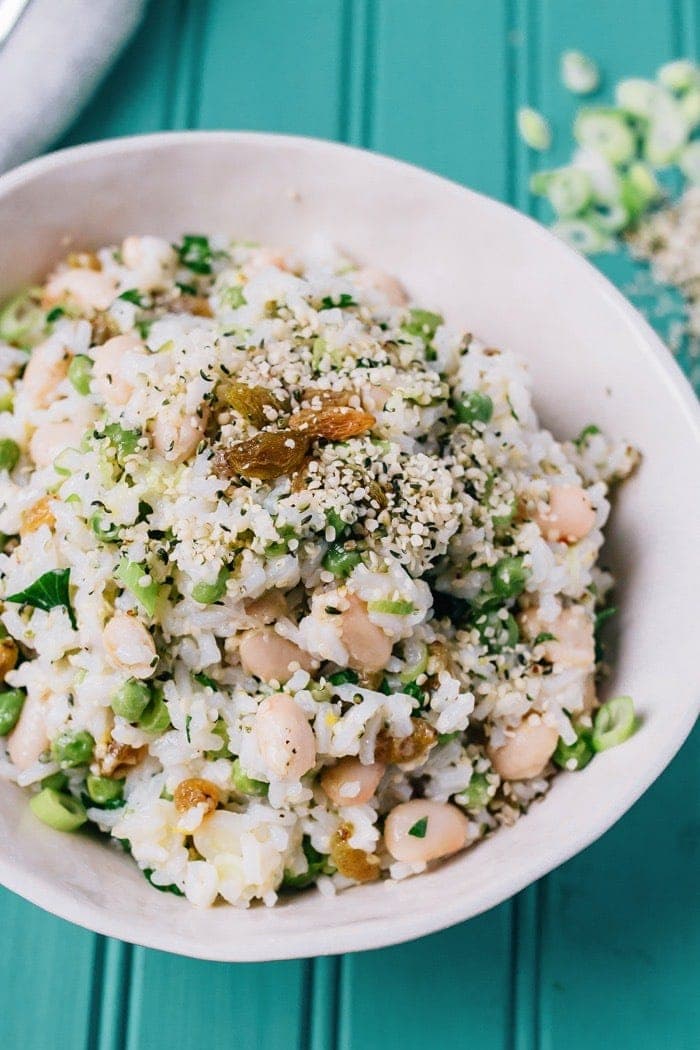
<box><xmin>282</xmin><ymin>836</ymin><xmax>334</xmax><ymax>890</ymax></box>
<box><xmin>185</xmin><ymin>715</ymin><xmax>192</xmax><ymax>743</ymax></box>
<box><xmin>594</xmin><ymin>604</ymin><xmax>617</xmax><ymax>661</ymax></box>
<box><xmin>118</xmin><ymin>288</ymin><xmax>148</xmax><ymax>307</ymax></box>
<box><xmin>506</xmin><ymin>395</ymin><xmax>520</xmax><ymax>420</ymax></box>
<box><xmin>319</xmin><ymin>293</ymin><xmax>357</xmax><ymax>310</ymax></box>
<box><xmin>46</xmin><ymin>306</ymin><xmax>66</xmax><ymax>324</ymax></box>
<box><xmin>402</xmin><ymin>680</ymin><xmax>426</xmax><ymax>706</ymax></box>
<box><xmin>533</xmin><ymin>632</ymin><xmax>556</xmax><ymax>646</ymax></box>
<box><xmin>176</xmin><ymin>281</ymin><xmax>198</xmax><ymax>296</ymax></box>
<box><xmin>408</xmin><ymin>817</ymin><xmax>428</xmax><ymax>838</ymax></box>
<box><xmin>176</xmin><ymin>234</ymin><xmax>213</xmax><ymax>275</ymax></box>
<box><xmin>6</xmin><ymin>568</ymin><xmax>76</xmax><ymax>628</ymax></box>
<box><xmin>193</xmin><ymin>671</ymin><xmax>218</xmax><ymax>690</ymax></box>
<box><xmin>327</xmin><ymin>669</ymin><xmax>359</xmax><ymax>686</ymax></box>
<box><xmin>574</xmin><ymin>423</ymin><xmax>601</xmax><ymax>449</ymax></box>
<box><xmin>142</xmin><ymin>868</ymin><xmax>185</xmax><ymax>896</ymax></box>
<box><xmin>222</xmin><ymin>285</ymin><xmax>247</xmax><ymax>308</ymax></box>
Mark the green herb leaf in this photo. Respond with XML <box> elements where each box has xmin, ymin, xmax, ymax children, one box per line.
<box><xmin>6</xmin><ymin>568</ymin><xmax>76</xmax><ymax>628</ymax></box>
<box><xmin>118</xmin><ymin>288</ymin><xmax>148</xmax><ymax>307</ymax></box>
<box><xmin>142</xmin><ymin>868</ymin><xmax>185</xmax><ymax>896</ymax></box>
<box><xmin>574</xmin><ymin>423</ymin><xmax>601</xmax><ymax>449</ymax></box>
<box><xmin>408</xmin><ymin>817</ymin><xmax>428</xmax><ymax>838</ymax></box>
<box><xmin>320</xmin><ymin>293</ymin><xmax>357</xmax><ymax>310</ymax></box>
<box><xmin>327</xmin><ymin>669</ymin><xmax>359</xmax><ymax>686</ymax></box>
<box><xmin>176</xmin><ymin>234</ymin><xmax>213</xmax><ymax>275</ymax></box>
<box><xmin>193</xmin><ymin>671</ymin><xmax>218</xmax><ymax>690</ymax></box>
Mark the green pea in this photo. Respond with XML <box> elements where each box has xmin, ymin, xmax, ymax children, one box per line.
<box><xmin>322</xmin><ymin>543</ymin><xmax>362</xmax><ymax>578</ymax></box>
<box><xmin>51</xmin><ymin>729</ymin><xmax>94</xmax><ymax>768</ymax></box>
<box><xmin>0</xmin><ymin>438</ymin><xmax>20</xmax><ymax>472</ymax></box>
<box><xmin>491</xmin><ymin>556</ymin><xmax>529</xmax><ymax>599</ymax></box>
<box><xmin>475</xmin><ymin>609</ymin><xmax>519</xmax><ymax>651</ymax></box>
<box><xmin>191</xmin><ymin>567</ymin><xmax>229</xmax><ymax>604</ymax></box>
<box><xmin>455</xmin><ymin>392</ymin><xmax>493</xmax><ymax>425</ymax></box>
<box><xmin>0</xmin><ymin>688</ymin><xmax>25</xmax><ymax>735</ymax></box>
<box><xmin>89</xmin><ymin>512</ymin><xmax>120</xmax><ymax>542</ymax></box>
<box><xmin>29</xmin><ymin>787</ymin><xmax>87</xmax><ymax>832</ymax></box>
<box><xmin>41</xmin><ymin>771</ymin><xmax>69</xmax><ymax>792</ymax></box>
<box><xmin>138</xmin><ymin>693</ymin><xmax>171</xmax><ymax>734</ymax></box>
<box><xmin>86</xmin><ymin>775</ymin><xmax>124</xmax><ymax>806</ymax></box>
<box><xmin>231</xmin><ymin>757</ymin><xmax>268</xmax><ymax>796</ymax></box>
<box><xmin>67</xmin><ymin>354</ymin><xmax>93</xmax><ymax>395</ymax></box>
<box><xmin>553</xmin><ymin>731</ymin><xmax>594</xmax><ymax>770</ymax></box>
<box><xmin>592</xmin><ymin>696</ymin><xmax>636</xmax><ymax>751</ymax></box>
<box><xmin>111</xmin><ymin>679</ymin><xmax>151</xmax><ymax>722</ymax></box>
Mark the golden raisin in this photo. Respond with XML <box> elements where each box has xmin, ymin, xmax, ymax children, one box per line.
<box><xmin>0</xmin><ymin>637</ymin><xmax>18</xmax><ymax>681</ymax></box>
<box><xmin>218</xmin><ymin>381</ymin><xmax>287</xmax><ymax>429</ymax></box>
<box><xmin>374</xmin><ymin>717</ymin><xmax>437</xmax><ymax>766</ymax></box>
<box><xmin>173</xmin><ymin>777</ymin><xmax>220</xmax><ymax>814</ymax></box>
<box><xmin>214</xmin><ymin>430</ymin><xmax>310</xmax><ymax>481</ymax></box>
<box><xmin>96</xmin><ymin>740</ymin><xmax>145</xmax><ymax>778</ymax></box>
<box><xmin>90</xmin><ymin>312</ymin><xmax>121</xmax><ymax>346</ymax></box>
<box><xmin>288</xmin><ymin>406</ymin><xmax>375</xmax><ymax>441</ymax></box>
<box><xmin>21</xmin><ymin>496</ymin><xmax>55</xmax><ymax>535</ymax></box>
<box><xmin>300</xmin><ymin>387</ymin><xmax>353</xmax><ymax>408</ymax></box>
<box><xmin>169</xmin><ymin>294</ymin><xmax>213</xmax><ymax>318</ymax></box>
<box><xmin>330</xmin><ymin>823</ymin><xmax>381</xmax><ymax>882</ymax></box>
<box><xmin>67</xmin><ymin>251</ymin><xmax>101</xmax><ymax>271</ymax></box>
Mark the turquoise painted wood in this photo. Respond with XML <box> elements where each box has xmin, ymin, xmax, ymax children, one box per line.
<box><xmin>0</xmin><ymin>2</ymin><xmax>697</xmax><ymax>1048</ymax></box>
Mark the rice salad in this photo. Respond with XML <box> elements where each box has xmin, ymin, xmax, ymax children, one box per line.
<box><xmin>0</xmin><ymin>235</ymin><xmax>638</xmax><ymax>908</ymax></box>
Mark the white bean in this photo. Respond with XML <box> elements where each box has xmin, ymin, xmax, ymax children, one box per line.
<box><xmin>21</xmin><ymin>338</ymin><xmax>70</xmax><ymax>408</ymax></box>
<box><xmin>121</xmin><ymin>236</ymin><xmax>177</xmax><ymax>291</ymax></box>
<box><xmin>44</xmin><ymin>269</ymin><xmax>118</xmax><ymax>312</ymax></box>
<box><xmin>321</xmin><ymin>757</ymin><xmax>385</xmax><ymax>806</ymax></box>
<box><xmin>255</xmin><ymin>692</ymin><xmax>316</xmax><ymax>780</ymax></box>
<box><xmin>488</xmin><ymin>721</ymin><xmax>559</xmax><ymax>780</ymax></box>
<box><xmin>7</xmin><ymin>694</ymin><xmax>48</xmax><ymax>771</ymax></box>
<box><xmin>151</xmin><ymin>404</ymin><xmax>208</xmax><ymax>464</ymax></box>
<box><xmin>339</xmin><ymin>593</ymin><xmax>393</xmax><ymax>674</ymax></box>
<box><xmin>92</xmin><ymin>334</ymin><xmax>143</xmax><ymax>406</ymax></box>
<box><xmin>521</xmin><ymin>605</ymin><xmax>595</xmax><ymax>670</ymax></box>
<box><xmin>534</xmin><ymin>484</ymin><xmax>596</xmax><ymax>543</ymax></box>
<box><xmin>384</xmin><ymin>799</ymin><xmax>469</xmax><ymax>863</ymax></box>
<box><xmin>29</xmin><ymin>419</ymin><xmax>85</xmax><ymax>469</ymax></box>
<box><xmin>243</xmin><ymin>590</ymin><xmax>288</xmax><ymax>626</ymax></box>
<box><xmin>239</xmin><ymin>627</ymin><xmax>314</xmax><ymax>684</ymax></box>
<box><xmin>103</xmin><ymin>612</ymin><xmax>157</xmax><ymax>679</ymax></box>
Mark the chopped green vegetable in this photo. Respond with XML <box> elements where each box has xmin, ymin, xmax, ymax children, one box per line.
<box><xmin>89</xmin><ymin>512</ymin><xmax>120</xmax><ymax>543</ymax></box>
<box><xmin>282</xmin><ymin>836</ymin><xmax>333</xmax><ymax>889</ymax></box>
<box><xmin>573</xmin><ymin>423</ymin><xmax>601</xmax><ymax>449</ymax></box>
<box><xmin>118</xmin><ymin>288</ymin><xmax>148</xmax><ymax>306</ymax></box>
<box><xmin>116</xmin><ymin>559</ymin><xmax>161</xmax><ymax>616</ymax></box>
<box><xmin>679</xmin><ymin>140</ymin><xmax>700</xmax><ymax>184</ymax></box>
<box><xmin>111</xmin><ymin>678</ymin><xmax>151</xmax><ymax>722</ymax></box>
<box><xmin>0</xmin><ymin>438</ymin><xmax>20</xmax><ymax>472</ymax></box>
<box><xmin>51</xmin><ymin>729</ymin><xmax>95</xmax><ymax>769</ymax></box>
<box><xmin>658</xmin><ymin>59</ymin><xmax>699</xmax><ymax>94</ymax></box>
<box><xmin>193</xmin><ymin>671</ymin><xmax>219</xmax><ymax>690</ymax></box>
<box><xmin>491</xmin><ymin>556</ymin><xmax>529</xmax><ymax>600</ymax></box>
<box><xmin>0</xmin><ymin>688</ymin><xmax>25</xmax><ymax>735</ymax></box>
<box><xmin>67</xmin><ymin>354</ymin><xmax>93</xmax><ymax>395</ymax></box>
<box><xmin>29</xmin><ymin>788</ymin><xmax>87</xmax><ymax>832</ymax></box>
<box><xmin>574</xmin><ymin>108</ymin><xmax>636</xmax><ymax>164</ymax></box>
<box><xmin>401</xmin><ymin>680</ymin><xmax>426</xmax><ymax>707</ymax></box>
<box><xmin>319</xmin><ymin>293</ymin><xmax>357</xmax><ymax>310</ymax></box>
<box><xmin>455</xmin><ymin>391</ymin><xmax>493</xmax><ymax>425</ymax></box>
<box><xmin>327</xmin><ymin>669</ymin><xmax>359</xmax><ymax>686</ymax></box>
<box><xmin>222</xmin><ymin>285</ymin><xmax>246</xmax><ymax>308</ymax></box>
<box><xmin>41</xmin><ymin>771</ymin><xmax>68</xmax><ymax>792</ymax></box>
<box><xmin>561</xmin><ymin>50</ymin><xmax>600</xmax><ymax>95</ymax></box>
<box><xmin>138</xmin><ymin>694</ymin><xmax>171</xmax><ymax>734</ymax></box>
<box><xmin>231</xmin><ymin>757</ymin><xmax>269</xmax><ymax>796</ymax></box>
<box><xmin>0</xmin><ymin>289</ymin><xmax>45</xmax><ymax>348</ymax></box>
<box><xmin>552</xmin><ymin>218</ymin><xmax>612</xmax><ymax>255</ymax></box>
<box><xmin>553</xmin><ymin>729</ymin><xmax>594</xmax><ymax>770</ymax></box>
<box><xmin>176</xmin><ymin>234</ymin><xmax>213</xmax><ymax>275</ymax></box>
<box><xmin>45</xmin><ymin>306</ymin><xmax>67</xmax><ymax>324</ymax></box>
<box><xmin>143</xmin><ymin>868</ymin><xmax>184</xmax><ymax>895</ymax></box>
<box><xmin>460</xmin><ymin>772</ymin><xmax>492</xmax><ymax>809</ymax></box>
<box><xmin>6</xmin><ymin>567</ymin><xmax>76</xmax><ymax>628</ymax></box>
<box><xmin>475</xmin><ymin>609</ymin><xmax>519</xmax><ymax>651</ymax></box>
<box><xmin>592</xmin><ymin>695</ymin><xmax>636</xmax><ymax>751</ymax></box>
<box><xmin>408</xmin><ymin>817</ymin><xmax>428</xmax><ymax>838</ymax></box>
<box><xmin>103</xmin><ymin>423</ymin><xmax>140</xmax><ymax>463</ymax></box>
<box><xmin>402</xmin><ymin>308</ymin><xmax>443</xmax><ymax>343</ymax></box>
<box><xmin>538</xmin><ymin>167</ymin><xmax>593</xmax><ymax>217</ymax></box>
<box><xmin>322</xmin><ymin>543</ymin><xmax>362</xmax><ymax>578</ymax></box>
<box><xmin>367</xmin><ymin>598</ymin><xmax>415</xmax><ymax>615</ymax></box>
<box><xmin>517</xmin><ymin>106</ymin><xmax>552</xmax><ymax>150</ymax></box>
<box><xmin>325</xmin><ymin>509</ymin><xmax>350</xmax><ymax>540</ymax></box>
<box><xmin>85</xmin><ymin>775</ymin><xmax>125</xmax><ymax>807</ymax></box>
<box><xmin>191</xmin><ymin>567</ymin><xmax>229</xmax><ymax>604</ymax></box>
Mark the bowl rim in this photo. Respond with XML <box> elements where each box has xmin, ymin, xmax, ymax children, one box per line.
<box><xmin>0</xmin><ymin>129</ymin><xmax>698</xmax><ymax>961</ymax></box>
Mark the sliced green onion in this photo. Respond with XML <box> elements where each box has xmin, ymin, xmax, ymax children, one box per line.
<box><xmin>455</xmin><ymin>391</ymin><xmax>493</xmax><ymax>425</ymax></box>
<box><xmin>0</xmin><ymin>438</ymin><xmax>20</xmax><ymax>472</ymax></box>
<box><xmin>0</xmin><ymin>688</ymin><xmax>25</xmax><ymax>735</ymax></box>
<box><xmin>322</xmin><ymin>543</ymin><xmax>361</xmax><ymax>578</ymax></box>
<box><xmin>658</xmin><ymin>59</ymin><xmax>700</xmax><ymax>94</ymax></box>
<box><xmin>325</xmin><ymin>509</ymin><xmax>349</xmax><ymax>541</ymax></box>
<box><xmin>615</xmin><ymin>78</ymin><xmax>663</xmax><ymax>118</ymax></box>
<box><xmin>41</xmin><ymin>771</ymin><xmax>69</xmax><ymax>792</ymax></box>
<box><xmin>561</xmin><ymin>50</ymin><xmax>600</xmax><ymax>96</ymax></box>
<box><xmin>592</xmin><ymin>696</ymin><xmax>636</xmax><ymax>751</ymax></box>
<box><xmin>517</xmin><ymin>106</ymin><xmax>552</xmax><ymax>150</ymax></box>
<box><xmin>574</xmin><ymin>108</ymin><xmax>635</xmax><ymax>164</ymax></box>
<box><xmin>327</xmin><ymin>669</ymin><xmax>359</xmax><ymax>686</ymax></box>
<box><xmin>231</xmin><ymin>757</ymin><xmax>268</xmax><ymax>796</ymax></box>
<box><xmin>51</xmin><ymin>729</ymin><xmax>95</xmax><ymax>769</ymax></box>
<box><xmin>111</xmin><ymin>678</ymin><xmax>151</xmax><ymax>722</ymax></box>
<box><xmin>67</xmin><ymin>354</ymin><xmax>93</xmax><ymax>395</ymax></box>
<box><xmin>553</xmin><ymin>730</ymin><xmax>594</xmax><ymax>770</ymax></box>
<box><xmin>116</xmin><ymin>559</ymin><xmax>161</xmax><ymax>617</ymax></box>
<box><xmin>367</xmin><ymin>598</ymin><xmax>415</xmax><ymax>615</ymax></box>
<box><xmin>103</xmin><ymin>423</ymin><xmax>141</xmax><ymax>463</ymax></box>
<box><xmin>546</xmin><ymin>168</ymin><xmax>593</xmax><ymax>217</ymax></box>
<box><xmin>29</xmin><ymin>788</ymin><xmax>87</xmax><ymax>832</ymax></box>
<box><xmin>399</xmin><ymin>641</ymin><xmax>428</xmax><ymax>684</ymax></box>
<box><xmin>552</xmin><ymin>218</ymin><xmax>612</xmax><ymax>255</ymax></box>
<box><xmin>0</xmin><ymin>289</ymin><xmax>45</xmax><ymax>348</ymax></box>
<box><xmin>191</xmin><ymin>567</ymin><xmax>229</xmax><ymax>604</ymax></box>
<box><xmin>593</xmin><ymin>202</ymin><xmax>630</xmax><ymax>233</ymax></box>
<box><xmin>621</xmin><ymin>162</ymin><xmax>662</xmax><ymax>221</ymax></box>
<box><xmin>89</xmin><ymin>512</ymin><xmax>120</xmax><ymax>542</ymax></box>
<box><xmin>401</xmin><ymin>308</ymin><xmax>443</xmax><ymax>343</ymax></box>
<box><xmin>459</xmin><ymin>772</ymin><xmax>492</xmax><ymax>809</ymax></box>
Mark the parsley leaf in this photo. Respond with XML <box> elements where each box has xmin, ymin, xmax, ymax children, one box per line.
<box><xmin>185</xmin><ymin>715</ymin><xmax>192</xmax><ymax>743</ymax></box>
<box><xmin>193</xmin><ymin>671</ymin><xmax>218</xmax><ymax>690</ymax></box>
<box><xmin>320</xmin><ymin>293</ymin><xmax>357</xmax><ymax>310</ymax></box>
<box><xmin>408</xmin><ymin>817</ymin><xmax>428</xmax><ymax>838</ymax></box>
<box><xmin>328</xmin><ymin>669</ymin><xmax>359</xmax><ymax>686</ymax></box>
<box><xmin>143</xmin><ymin>868</ymin><xmax>185</xmax><ymax>896</ymax></box>
<box><xmin>46</xmin><ymin>306</ymin><xmax>66</xmax><ymax>324</ymax></box>
<box><xmin>176</xmin><ymin>234</ymin><xmax>213</xmax><ymax>275</ymax></box>
<box><xmin>118</xmin><ymin>288</ymin><xmax>148</xmax><ymax>307</ymax></box>
<box><xmin>533</xmin><ymin>632</ymin><xmax>556</xmax><ymax>646</ymax></box>
<box><xmin>574</xmin><ymin>424</ymin><xmax>601</xmax><ymax>450</ymax></box>
<box><xmin>6</xmin><ymin>568</ymin><xmax>76</xmax><ymax>628</ymax></box>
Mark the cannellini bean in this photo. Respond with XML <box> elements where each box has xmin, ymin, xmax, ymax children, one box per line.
<box><xmin>151</xmin><ymin>404</ymin><xmax>208</xmax><ymax>463</ymax></box>
<box><xmin>321</xmin><ymin>757</ymin><xmax>385</xmax><ymax>806</ymax></box>
<box><xmin>243</xmin><ymin>590</ymin><xmax>288</xmax><ymax>627</ymax></box>
<box><xmin>44</xmin><ymin>268</ymin><xmax>118</xmax><ymax>312</ymax></box>
<box><xmin>121</xmin><ymin>236</ymin><xmax>177</xmax><ymax>291</ymax></box>
<box><xmin>239</xmin><ymin>627</ymin><xmax>314</xmax><ymax>684</ymax></box>
<box><xmin>29</xmin><ymin>419</ymin><xmax>85</xmax><ymax>469</ymax></box>
<box><xmin>384</xmin><ymin>800</ymin><xmax>469</xmax><ymax>863</ymax></box>
<box><xmin>7</xmin><ymin>694</ymin><xmax>48</xmax><ymax>771</ymax></box>
<box><xmin>21</xmin><ymin>338</ymin><xmax>70</xmax><ymax>408</ymax></box>
<box><xmin>521</xmin><ymin>605</ymin><xmax>595</xmax><ymax>670</ymax></box>
<box><xmin>92</xmin><ymin>334</ymin><xmax>143</xmax><ymax>406</ymax></box>
<box><xmin>103</xmin><ymin>612</ymin><xmax>157</xmax><ymax>679</ymax></box>
<box><xmin>534</xmin><ymin>484</ymin><xmax>596</xmax><ymax>543</ymax></box>
<box><xmin>339</xmin><ymin>593</ymin><xmax>393</xmax><ymax>674</ymax></box>
<box><xmin>488</xmin><ymin>721</ymin><xmax>559</xmax><ymax>780</ymax></box>
<box><xmin>255</xmin><ymin>692</ymin><xmax>316</xmax><ymax>779</ymax></box>
<box><xmin>353</xmin><ymin>267</ymin><xmax>408</xmax><ymax>306</ymax></box>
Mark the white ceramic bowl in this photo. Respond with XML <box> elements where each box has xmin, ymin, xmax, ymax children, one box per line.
<box><xmin>0</xmin><ymin>132</ymin><xmax>698</xmax><ymax>962</ymax></box>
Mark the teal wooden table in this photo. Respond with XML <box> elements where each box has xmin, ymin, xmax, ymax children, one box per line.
<box><xmin>1</xmin><ymin>2</ymin><xmax>698</xmax><ymax>1048</ymax></box>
